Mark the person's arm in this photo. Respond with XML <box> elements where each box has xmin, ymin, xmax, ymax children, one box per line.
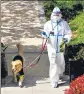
<box><xmin>41</xmin><ymin>22</ymin><xmax>49</xmax><ymax>46</ymax></box>
<box><xmin>60</xmin><ymin>21</ymin><xmax>72</xmax><ymax>52</ymax></box>
<box><xmin>41</xmin><ymin>33</ymin><xmax>47</xmax><ymax>48</ymax></box>
<box><xmin>41</xmin><ymin>22</ymin><xmax>49</xmax><ymax>38</ymax></box>
<box><xmin>63</xmin><ymin>21</ymin><xmax>72</xmax><ymax>44</ymax></box>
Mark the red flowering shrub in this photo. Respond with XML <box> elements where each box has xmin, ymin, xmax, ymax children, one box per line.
<box><xmin>64</xmin><ymin>74</ymin><xmax>84</xmax><ymax>94</ymax></box>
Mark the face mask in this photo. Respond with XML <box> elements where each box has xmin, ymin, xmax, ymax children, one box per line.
<box><xmin>51</xmin><ymin>14</ymin><xmax>62</xmax><ymax>23</ymax></box>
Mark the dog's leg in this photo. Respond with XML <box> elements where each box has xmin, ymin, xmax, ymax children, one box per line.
<box><xmin>18</xmin><ymin>75</ymin><xmax>24</xmax><ymax>87</ymax></box>
<box><xmin>14</xmin><ymin>75</ymin><xmax>17</xmax><ymax>83</ymax></box>
<box><xmin>13</xmin><ymin>72</ymin><xmax>17</xmax><ymax>83</ymax></box>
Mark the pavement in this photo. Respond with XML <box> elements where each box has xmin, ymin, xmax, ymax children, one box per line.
<box><xmin>1</xmin><ymin>47</ymin><xmax>70</xmax><ymax>94</ymax></box>
<box><xmin>1</xmin><ymin>75</ymin><xmax>69</xmax><ymax>94</ymax></box>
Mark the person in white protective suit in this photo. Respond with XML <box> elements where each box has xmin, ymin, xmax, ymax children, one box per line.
<box><xmin>41</xmin><ymin>7</ymin><xmax>72</xmax><ymax>88</ymax></box>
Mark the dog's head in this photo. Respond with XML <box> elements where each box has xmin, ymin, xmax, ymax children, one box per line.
<box><xmin>11</xmin><ymin>60</ymin><xmax>22</xmax><ymax>74</ymax></box>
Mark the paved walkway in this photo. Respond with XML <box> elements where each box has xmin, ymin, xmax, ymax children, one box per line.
<box><xmin>1</xmin><ymin>1</ymin><xmax>70</xmax><ymax>94</ymax></box>
<box><xmin>1</xmin><ymin>76</ymin><xmax>69</xmax><ymax>94</ymax></box>
<box><xmin>1</xmin><ymin>44</ymin><xmax>70</xmax><ymax>94</ymax></box>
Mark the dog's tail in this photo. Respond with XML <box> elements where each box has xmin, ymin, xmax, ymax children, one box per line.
<box><xmin>16</xmin><ymin>42</ymin><xmax>23</xmax><ymax>56</ymax></box>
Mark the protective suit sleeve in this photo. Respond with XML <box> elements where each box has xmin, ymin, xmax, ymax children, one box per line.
<box><xmin>41</xmin><ymin>22</ymin><xmax>49</xmax><ymax>38</ymax></box>
<box><xmin>63</xmin><ymin>21</ymin><xmax>72</xmax><ymax>43</ymax></box>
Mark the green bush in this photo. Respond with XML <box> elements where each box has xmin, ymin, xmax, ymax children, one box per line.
<box><xmin>76</xmin><ymin>46</ymin><xmax>84</xmax><ymax>60</ymax></box>
<box><xmin>43</xmin><ymin>0</ymin><xmax>84</xmax><ymax>21</ymax></box>
<box><xmin>69</xmin><ymin>12</ymin><xmax>84</xmax><ymax>45</ymax></box>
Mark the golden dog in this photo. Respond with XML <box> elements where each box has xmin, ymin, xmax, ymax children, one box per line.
<box><xmin>11</xmin><ymin>43</ymin><xmax>24</xmax><ymax>87</ymax></box>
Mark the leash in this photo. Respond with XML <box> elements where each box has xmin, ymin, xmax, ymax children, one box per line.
<box><xmin>1</xmin><ymin>38</ymin><xmax>48</xmax><ymax>86</ymax></box>
<box><xmin>27</xmin><ymin>33</ymin><xmax>51</xmax><ymax>68</ymax></box>
<box><xmin>1</xmin><ymin>39</ymin><xmax>48</xmax><ymax>86</ymax></box>
<box><xmin>24</xmin><ymin>38</ymin><xmax>48</xmax><ymax>69</ymax></box>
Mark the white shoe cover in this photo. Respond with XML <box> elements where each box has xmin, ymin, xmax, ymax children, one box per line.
<box><xmin>51</xmin><ymin>82</ymin><xmax>58</xmax><ymax>88</ymax></box>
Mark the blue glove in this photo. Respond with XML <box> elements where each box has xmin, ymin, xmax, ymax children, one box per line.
<box><xmin>41</xmin><ymin>31</ymin><xmax>47</xmax><ymax>38</ymax></box>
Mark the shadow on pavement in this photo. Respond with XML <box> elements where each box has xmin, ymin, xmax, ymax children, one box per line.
<box><xmin>1</xmin><ymin>75</ymin><xmax>49</xmax><ymax>88</ymax></box>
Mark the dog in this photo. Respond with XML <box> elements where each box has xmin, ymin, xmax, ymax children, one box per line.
<box><xmin>11</xmin><ymin>43</ymin><xmax>24</xmax><ymax>87</ymax></box>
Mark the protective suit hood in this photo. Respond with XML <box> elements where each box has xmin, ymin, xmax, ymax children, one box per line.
<box><xmin>51</xmin><ymin>7</ymin><xmax>62</xmax><ymax>23</ymax></box>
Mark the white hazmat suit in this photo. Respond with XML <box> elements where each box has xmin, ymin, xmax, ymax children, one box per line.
<box><xmin>42</xmin><ymin>7</ymin><xmax>72</xmax><ymax>88</ymax></box>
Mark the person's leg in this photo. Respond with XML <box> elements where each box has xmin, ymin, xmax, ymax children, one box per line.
<box><xmin>56</xmin><ymin>53</ymin><xmax>65</xmax><ymax>78</ymax></box>
<box><xmin>47</xmin><ymin>46</ymin><xmax>59</xmax><ymax>88</ymax></box>
<box><xmin>49</xmin><ymin>60</ymin><xmax>59</xmax><ymax>88</ymax></box>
